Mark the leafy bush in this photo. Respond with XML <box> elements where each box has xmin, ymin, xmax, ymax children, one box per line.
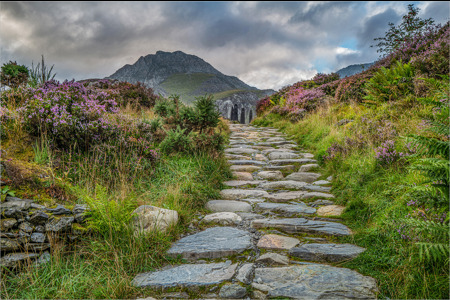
<box><xmin>159</xmin><ymin>126</ymin><xmax>193</xmax><ymax>155</ymax></box>
<box><xmin>312</xmin><ymin>72</ymin><xmax>340</xmax><ymax>85</ymax></box>
<box><xmin>191</xmin><ymin>132</ymin><xmax>225</xmax><ymax>156</ymax></box>
<box><xmin>1</xmin><ymin>61</ymin><xmax>29</xmax><ymax>88</ymax></box>
<box><xmin>364</xmin><ymin>61</ymin><xmax>415</xmax><ymax>104</ymax></box>
<box><xmin>154</xmin><ymin>98</ymin><xmax>176</xmax><ymax>117</ymax></box>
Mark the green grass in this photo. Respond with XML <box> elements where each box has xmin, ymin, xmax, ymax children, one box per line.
<box><xmin>1</xmin><ymin>154</ymin><xmax>232</xmax><ymax>299</ymax></box>
<box><xmin>252</xmin><ymin>100</ymin><xmax>449</xmax><ymax>299</ymax></box>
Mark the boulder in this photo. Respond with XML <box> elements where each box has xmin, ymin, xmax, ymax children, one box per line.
<box><xmin>132</xmin><ymin>205</ymin><xmax>178</xmax><ymax>234</ymax></box>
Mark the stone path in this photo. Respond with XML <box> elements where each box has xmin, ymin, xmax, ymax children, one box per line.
<box><xmin>133</xmin><ymin>124</ymin><xmax>378</xmax><ymax>299</ymax></box>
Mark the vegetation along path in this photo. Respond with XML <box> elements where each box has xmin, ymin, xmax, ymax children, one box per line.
<box><xmin>132</xmin><ymin>123</ymin><xmax>378</xmax><ymax>299</ymax></box>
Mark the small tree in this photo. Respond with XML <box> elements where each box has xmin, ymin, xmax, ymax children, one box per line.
<box><xmin>372</xmin><ymin>4</ymin><xmax>435</xmax><ymax>57</ymax></box>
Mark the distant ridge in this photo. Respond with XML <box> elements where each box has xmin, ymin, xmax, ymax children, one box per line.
<box><xmin>107</xmin><ymin>50</ymin><xmax>274</xmax><ymax>104</ymax></box>
<box><xmin>336</xmin><ymin>62</ymin><xmax>374</xmax><ymax>78</ymax></box>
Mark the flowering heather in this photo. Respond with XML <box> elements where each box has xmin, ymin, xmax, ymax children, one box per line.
<box><xmin>21</xmin><ymin>79</ymin><xmax>120</xmax><ymax>150</ymax></box>
<box><xmin>374</xmin><ymin>140</ymin><xmax>409</xmax><ymax>166</ymax></box>
<box><xmin>312</xmin><ymin>72</ymin><xmax>340</xmax><ymax>86</ymax></box>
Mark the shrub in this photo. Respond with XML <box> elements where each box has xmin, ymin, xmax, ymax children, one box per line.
<box><xmin>312</xmin><ymin>72</ymin><xmax>340</xmax><ymax>85</ymax></box>
<box><xmin>191</xmin><ymin>132</ymin><xmax>225</xmax><ymax>156</ymax></box>
<box><xmin>1</xmin><ymin>61</ymin><xmax>29</xmax><ymax>88</ymax></box>
<box><xmin>154</xmin><ymin>98</ymin><xmax>176</xmax><ymax>118</ymax></box>
<box><xmin>84</xmin><ymin>79</ymin><xmax>159</xmax><ymax>109</ymax></box>
<box><xmin>335</xmin><ymin>72</ymin><xmax>373</xmax><ymax>103</ymax></box>
<box><xmin>159</xmin><ymin>126</ymin><xmax>193</xmax><ymax>155</ymax></box>
<box><xmin>364</xmin><ymin>61</ymin><xmax>415</xmax><ymax>104</ymax></box>
<box><xmin>193</xmin><ymin>94</ymin><xmax>220</xmax><ymax>133</ymax></box>
<box><xmin>21</xmin><ymin>80</ymin><xmax>119</xmax><ymax>150</ymax></box>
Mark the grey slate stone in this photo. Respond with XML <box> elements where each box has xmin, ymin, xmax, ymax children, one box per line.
<box><xmin>268</xmin><ymin>152</ymin><xmax>299</xmax><ymax>160</ymax></box>
<box><xmin>45</xmin><ymin>217</ymin><xmax>74</xmax><ymax>232</ymax></box>
<box><xmin>219</xmin><ymin>283</ymin><xmax>248</xmax><ymax>298</ymax></box>
<box><xmin>167</xmin><ymin>227</ymin><xmax>252</xmax><ymax>259</ymax></box>
<box><xmin>285</xmin><ymin>172</ymin><xmax>321</xmax><ymax>183</ymax></box>
<box><xmin>220</xmin><ymin>189</ymin><xmax>269</xmax><ymax>200</ymax></box>
<box><xmin>132</xmin><ymin>261</ymin><xmax>238</xmax><ymax>288</ymax></box>
<box><xmin>289</xmin><ymin>243</ymin><xmax>366</xmax><ymax>262</ymax></box>
<box><xmin>30</xmin><ymin>232</ymin><xmax>46</xmax><ymax>243</ymax></box>
<box><xmin>227</xmin><ymin>160</ymin><xmax>267</xmax><ymax>166</ymax></box>
<box><xmin>0</xmin><ymin>252</ymin><xmax>40</xmax><ymax>268</ymax></box>
<box><xmin>251</xmin><ymin>218</ymin><xmax>352</xmax><ymax>236</ymax></box>
<box><xmin>255</xmin><ymin>202</ymin><xmax>316</xmax><ymax>216</ymax></box>
<box><xmin>264</xmin><ymin>191</ymin><xmax>307</xmax><ymax>202</ymax></box>
<box><xmin>46</xmin><ymin>204</ymin><xmax>72</xmax><ymax>215</ymax></box>
<box><xmin>270</xmin><ymin>159</ymin><xmax>317</xmax><ymax>166</ymax></box>
<box><xmin>206</xmin><ymin>200</ymin><xmax>252</xmax><ymax>213</ymax></box>
<box><xmin>29</xmin><ymin>211</ymin><xmax>50</xmax><ymax>225</ymax></box>
<box><xmin>259</xmin><ymin>180</ymin><xmax>307</xmax><ymax>190</ymax></box>
<box><xmin>236</xmin><ymin>263</ymin><xmax>254</xmax><ymax>284</ymax></box>
<box><xmin>252</xmin><ymin>265</ymin><xmax>378</xmax><ymax>299</ymax></box>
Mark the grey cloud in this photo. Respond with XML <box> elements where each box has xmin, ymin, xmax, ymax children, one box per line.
<box><xmin>422</xmin><ymin>1</ymin><xmax>450</xmax><ymax>24</ymax></box>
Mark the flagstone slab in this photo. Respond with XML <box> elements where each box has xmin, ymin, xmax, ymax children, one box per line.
<box><xmin>289</xmin><ymin>243</ymin><xmax>366</xmax><ymax>262</ymax></box>
<box><xmin>230</xmin><ymin>165</ymin><xmax>261</xmax><ymax>172</ymax></box>
<box><xmin>257</xmin><ymin>234</ymin><xmax>300</xmax><ymax>250</ymax></box>
<box><xmin>251</xmin><ymin>218</ymin><xmax>352</xmax><ymax>236</ymax></box>
<box><xmin>223</xmin><ymin>180</ymin><xmax>265</xmax><ymax>187</ymax></box>
<box><xmin>201</xmin><ymin>212</ymin><xmax>242</xmax><ymax>225</ymax></box>
<box><xmin>167</xmin><ymin>227</ymin><xmax>252</xmax><ymax>260</ymax></box>
<box><xmin>299</xmin><ymin>164</ymin><xmax>320</xmax><ymax>172</ymax></box>
<box><xmin>263</xmin><ymin>191</ymin><xmax>307</xmax><ymax>202</ymax></box>
<box><xmin>285</xmin><ymin>172</ymin><xmax>322</xmax><ymax>183</ymax></box>
<box><xmin>302</xmin><ymin>192</ymin><xmax>335</xmax><ymax>199</ymax></box>
<box><xmin>270</xmin><ymin>159</ymin><xmax>317</xmax><ymax>166</ymax></box>
<box><xmin>316</xmin><ymin>205</ymin><xmax>345</xmax><ymax>216</ymax></box>
<box><xmin>232</xmin><ymin>172</ymin><xmax>254</xmax><ymax>181</ymax></box>
<box><xmin>255</xmin><ymin>171</ymin><xmax>284</xmax><ymax>180</ymax></box>
<box><xmin>225</xmin><ymin>148</ymin><xmax>259</xmax><ymax>155</ymax></box>
<box><xmin>255</xmin><ymin>202</ymin><xmax>316</xmax><ymax>216</ymax></box>
<box><xmin>220</xmin><ymin>189</ymin><xmax>269</xmax><ymax>200</ymax></box>
<box><xmin>268</xmin><ymin>152</ymin><xmax>300</xmax><ymax>160</ymax></box>
<box><xmin>206</xmin><ymin>200</ymin><xmax>252</xmax><ymax>213</ymax></box>
<box><xmin>227</xmin><ymin>160</ymin><xmax>267</xmax><ymax>166</ymax></box>
<box><xmin>312</xmin><ymin>180</ymin><xmax>332</xmax><ymax>186</ymax></box>
<box><xmin>132</xmin><ymin>261</ymin><xmax>238</xmax><ymax>288</ymax></box>
<box><xmin>252</xmin><ymin>265</ymin><xmax>377</xmax><ymax>299</ymax></box>
<box><xmin>259</xmin><ymin>180</ymin><xmax>308</xmax><ymax>190</ymax></box>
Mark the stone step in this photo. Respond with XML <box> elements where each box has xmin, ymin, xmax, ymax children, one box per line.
<box><xmin>289</xmin><ymin>243</ymin><xmax>366</xmax><ymax>262</ymax></box>
<box><xmin>132</xmin><ymin>260</ymin><xmax>238</xmax><ymax>288</ymax></box>
<box><xmin>223</xmin><ymin>180</ymin><xmax>265</xmax><ymax>187</ymax></box>
<box><xmin>270</xmin><ymin>159</ymin><xmax>317</xmax><ymax>166</ymax></box>
<box><xmin>251</xmin><ymin>218</ymin><xmax>352</xmax><ymax>236</ymax></box>
<box><xmin>206</xmin><ymin>200</ymin><xmax>252</xmax><ymax>213</ymax></box>
<box><xmin>255</xmin><ymin>202</ymin><xmax>316</xmax><ymax>216</ymax></box>
<box><xmin>252</xmin><ymin>264</ymin><xmax>377</xmax><ymax>299</ymax></box>
<box><xmin>220</xmin><ymin>189</ymin><xmax>269</xmax><ymax>200</ymax></box>
<box><xmin>167</xmin><ymin>227</ymin><xmax>252</xmax><ymax>260</ymax></box>
<box><xmin>227</xmin><ymin>160</ymin><xmax>267</xmax><ymax>166</ymax></box>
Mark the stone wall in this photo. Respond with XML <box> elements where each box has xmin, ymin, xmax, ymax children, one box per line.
<box><xmin>0</xmin><ymin>196</ymin><xmax>89</xmax><ymax>269</ymax></box>
<box><xmin>215</xmin><ymin>92</ymin><xmax>259</xmax><ymax>124</ymax></box>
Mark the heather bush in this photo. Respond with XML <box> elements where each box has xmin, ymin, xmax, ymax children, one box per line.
<box><xmin>364</xmin><ymin>61</ymin><xmax>415</xmax><ymax>104</ymax></box>
<box><xmin>256</xmin><ymin>96</ymin><xmax>272</xmax><ymax>115</ymax></box>
<box><xmin>21</xmin><ymin>80</ymin><xmax>119</xmax><ymax>150</ymax></box>
<box><xmin>85</xmin><ymin>79</ymin><xmax>159</xmax><ymax>109</ymax></box>
<box><xmin>1</xmin><ymin>61</ymin><xmax>29</xmax><ymax>88</ymax></box>
<box><xmin>312</xmin><ymin>72</ymin><xmax>340</xmax><ymax>85</ymax></box>
<box><xmin>335</xmin><ymin>72</ymin><xmax>373</xmax><ymax>103</ymax></box>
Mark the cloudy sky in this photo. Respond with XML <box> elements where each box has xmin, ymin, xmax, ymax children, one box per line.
<box><xmin>0</xmin><ymin>1</ymin><xmax>448</xmax><ymax>90</ymax></box>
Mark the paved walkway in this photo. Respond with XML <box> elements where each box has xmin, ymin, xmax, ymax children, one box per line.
<box><xmin>133</xmin><ymin>124</ymin><xmax>378</xmax><ymax>299</ymax></box>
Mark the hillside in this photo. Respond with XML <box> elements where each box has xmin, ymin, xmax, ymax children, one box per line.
<box><xmin>107</xmin><ymin>50</ymin><xmax>274</xmax><ymax>104</ymax></box>
<box><xmin>335</xmin><ymin>62</ymin><xmax>374</xmax><ymax>78</ymax></box>
<box><xmin>253</xmin><ymin>20</ymin><xmax>449</xmax><ymax>300</ymax></box>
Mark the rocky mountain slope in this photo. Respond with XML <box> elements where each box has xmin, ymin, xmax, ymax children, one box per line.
<box><xmin>107</xmin><ymin>50</ymin><xmax>274</xmax><ymax>105</ymax></box>
<box><xmin>335</xmin><ymin>62</ymin><xmax>374</xmax><ymax>78</ymax></box>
